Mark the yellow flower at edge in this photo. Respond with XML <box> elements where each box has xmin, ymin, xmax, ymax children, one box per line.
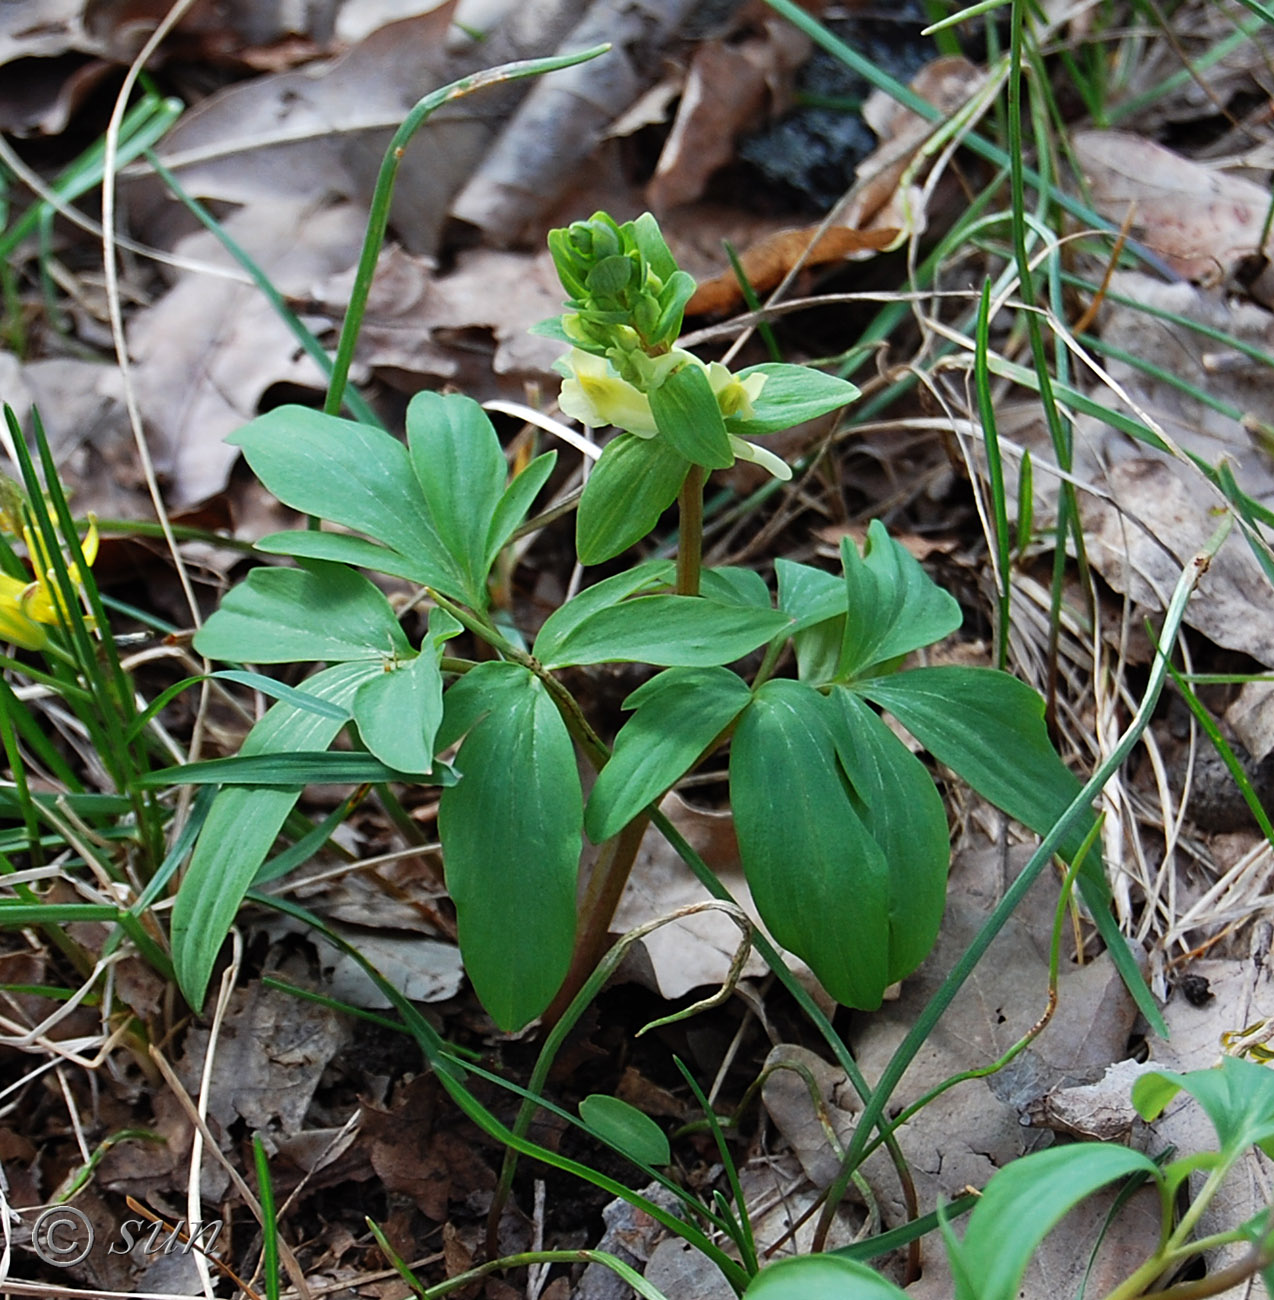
<box><xmin>0</xmin><ymin>517</ymin><xmax>99</xmax><ymax>648</ymax></box>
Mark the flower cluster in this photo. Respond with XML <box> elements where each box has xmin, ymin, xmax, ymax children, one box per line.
<box><xmin>546</xmin><ymin>211</ymin><xmax>792</xmax><ymax>481</ymax></box>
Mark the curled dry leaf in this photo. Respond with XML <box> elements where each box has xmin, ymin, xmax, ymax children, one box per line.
<box><xmin>686</xmin><ymin>224</ymin><xmax>901</xmax><ymax>316</ymax></box>
<box><xmin>1075</xmin><ymin>129</ymin><xmax>1272</xmax><ymax>281</ymax></box>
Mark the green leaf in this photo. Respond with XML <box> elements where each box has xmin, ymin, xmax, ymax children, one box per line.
<box><xmin>211</xmin><ymin>671</ymin><xmax>351</xmax><ymax>721</ymax></box>
<box><xmin>830</xmin><ymin>689</ymin><xmax>949</xmax><ymax>981</ymax></box>
<box><xmin>700</xmin><ymin>566</ymin><xmax>773</xmax><ymax>609</ymax></box>
<box><xmin>193</xmin><ymin>560</ymin><xmax>410</xmax><ymax>665</ymax></box>
<box><xmin>859</xmin><ymin>667</ymin><xmax>1094</xmax><ymax>865</ymax></box>
<box><xmin>486</xmin><ymin>450</ymin><xmax>557</xmax><ymax>567</ymax></box>
<box><xmin>578</xmin><ymin>1095</ymin><xmax>671</xmax><ymax>1167</ymax></box>
<box><xmin>437</xmin><ymin>662</ymin><xmax>582</xmax><ymax>1030</ymax></box>
<box><xmin>533</xmin><ymin>561</ymin><xmax>673</xmax><ymax>665</ymax></box>
<box><xmin>229</xmin><ymin>406</ymin><xmax>466</xmax><ymax>595</ymax></box>
<box><xmin>1133</xmin><ymin>1056</ymin><xmax>1274</xmax><ymax>1159</ymax></box>
<box><xmin>745</xmin><ymin>1254</ymin><xmax>909</xmax><ymax>1299</ymax></box>
<box><xmin>946</xmin><ymin>1145</ymin><xmax>1161</xmax><ymax>1300</ymax></box>
<box><xmin>776</xmin><ymin>558</ymin><xmax>846</xmax><ymax>633</ymax></box>
<box><xmin>254</xmin><ymin>530</ymin><xmax>428</xmax><ymax>583</ymax></box>
<box><xmin>577</xmin><ymin>433</ymin><xmax>690</xmax><ymax>565</ymax></box>
<box><xmin>727</xmin><ymin>363</ymin><xmax>860</xmax><ymax>437</ymax></box>
<box><xmin>407</xmin><ymin>391</ymin><xmax>507</xmax><ymax>607</ymax></box>
<box><xmin>731</xmin><ymin>680</ymin><xmax>892</xmax><ymax>1009</ymax></box>
<box><xmin>353</xmin><ymin>639</ymin><xmax>445</xmax><ymax>774</ymax></box>
<box><xmin>136</xmin><ymin>750</ymin><xmax>452</xmax><ymax>786</ymax></box>
<box><xmin>539</xmin><ymin>595</ymin><xmax>790</xmax><ymax>670</ymax></box>
<box><xmin>585</xmin><ymin>667</ymin><xmax>751</xmax><ymax>842</ymax></box>
<box><xmin>648</xmin><ymin>361</ymin><xmax>734</xmax><ymax>468</ymax></box>
<box><xmin>838</xmin><ymin>522</ymin><xmax>962</xmax><ymax>679</ymax></box>
<box><xmin>172</xmin><ymin>661</ymin><xmax>380</xmax><ymax>1008</ymax></box>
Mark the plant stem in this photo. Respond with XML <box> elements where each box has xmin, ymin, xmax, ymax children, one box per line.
<box><xmin>542</xmin><ymin>814</ymin><xmax>649</xmax><ymax>1027</ymax></box>
<box><xmin>677</xmin><ymin>464</ymin><xmax>705</xmax><ymax>596</ymax></box>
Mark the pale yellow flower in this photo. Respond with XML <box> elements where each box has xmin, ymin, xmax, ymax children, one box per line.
<box><xmin>0</xmin><ymin>518</ymin><xmax>99</xmax><ymax>647</ymax></box>
<box><xmin>558</xmin><ymin>349</ymin><xmax>659</xmax><ymax>437</ymax></box>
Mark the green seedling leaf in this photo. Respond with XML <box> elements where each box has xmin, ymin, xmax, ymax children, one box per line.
<box><xmin>727</xmin><ymin>363</ymin><xmax>860</xmax><ymax>437</ymax></box>
<box><xmin>648</xmin><ymin>361</ymin><xmax>734</xmax><ymax>468</ymax></box>
<box><xmin>253</xmin><ymin>530</ymin><xmax>431</xmax><ymax>584</ymax></box>
<box><xmin>437</xmin><ymin>662</ymin><xmax>582</xmax><ymax>1030</ymax></box>
<box><xmin>838</xmin><ymin>522</ymin><xmax>962</xmax><ymax>680</ymax></box>
<box><xmin>745</xmin><ymin>1254</ymin><xmax>909</xmax><ymax>1299</ymax></box>
<box><xmin>585</xmin><ymin>667</ymin><xmax>751</xmax><ymax>842</ymax></box>
<box><xmin>486</xmin><ymin>450</ymin><xmax>557</xmax><ymax>567</ymax></box>
<box><xmin>193</xmin><ymin>560</ymin><xmax>410</xmax><ymax>665</ymax></box>
<box><xmin>731</xmin><ymin>679</ymin><xmax>892</xmax><ymax>1009</ymax></box>
<box><xmin>353</xmin><ymin>637</ymin><xmax>445</xmax><ymax>774</ymax></box>
<box><xmin>945</xmin><ymin>1144</ymin><xmax>1161</xmax><ymax>1300</ymax></box>
<box><xmin>830</xmin><ymin>689</ymin><xmax>949</xmax><ymax>981</ymax></box>
<box><xmin>534</xmin><ymin>561</ymin><xmax>673</xmax><ymax>663</ymax></box>
<box><xmin>578</xmin><ymin>1095</ymin><xmax>670</xmax><ymax>1167</ymax></box>
<box><xmin>172</xmin><ymin>660</ymin><xmax>380</xmax><ymax>1008</ymax></box>
<box><xmin>539</xmin><ymin>594</ymin><xmax>790</xmax><ymax>670</ymax></box>
<box><xmin>1133</xmin><ymin>1056</ymin><xmax>1274</xmax><ymax>1159</ymax></box>
<box><xmin>577</xmin><ymin>433</ymin><xmax>690</xmax><ymax>565</ymax></box>
<box><xmin>407</xmin><ymin>391</ymin><xmax>509</xmax><ymax>607</ymax></box>
<box><xmin>229</xmin><ymin>406</ymin><xmax>466</xmax><ymax>596</ymax></box>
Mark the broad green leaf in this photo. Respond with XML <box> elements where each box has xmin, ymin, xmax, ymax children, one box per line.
<box><xmin>533</xmin><ymin>561</ymin><xmax>673</xmax><ymax>664</ymax></box>
<box><xmin>1133</xmin><ymin>1056</ymin><xmax>1274</xmax><ymax>1159</ymax></box>
<box><xmin>577</xmin><ymin>433</ymin><xmax>690</xmax><ymax>565</ymax></box>
<box><xmin>859</xmin><ymin>667</ymin><xmax>1094</xmax><ymax>866</ymax></box>
<box><xmin>648</xmin><ymin>361</ymin><xmax>734</xmax><ymax>468</ymax></box>
<box><xmin>229</xmin><ymin>406</ymin><xmax>466</xmax><ymax>595</ymax></box>
<box><xmin>486</xmin><ymin>450</ymin><xmax>557</xmax><ymax>568</ymax></box>
<box><xmin>727</xmin><ymin>363</ymin><xmax>860</xmax><ymax>437</ymax></box>
<box><xmin>578</xmin><ymin>1095</ymin><xmax>671</xmax><ymax>1167</ymax></box>
<box><xmin>539</xmin><ymin>595</ymin><xmax>790</xmax><ymax>670</ymax></box>
<box><xmin>254</xmin><ymin>530</ymin><xmax>428</xmax><ymax>584</ymax></box>
<box><xmin>838</xmin><ymin>522</ymin><xmax>962</xmax><ymax>679</ymax></box>
<box><xmin>172</xmin><ymin>660</ymin><xmax>380</xmax><ymax>1008</ymax></box>
<box><xmin>745</xmin><ymin>1254</ymin><xmax>908</xmax><ymax>1299</ymax></box>
<box><xmin>946</xmin><ymin>1144</ymin><xmax>1161</xmax><ymax>1300</ymax></box>
<box><xmin>407</xmin><ymin>391</ymin><xmax>505</xmax><ymax>606</ymax></box>
<box><xmin>731</xmin><ymin>679</ymin><xmax>892</xmax><ymax>1009</ymax></box>
<box><xmin>585</xmin><ymin>667</ymin><xmax>751</xmax><ymax>842</ymax></box>
<box><xmin>193</xmin><ymin>560</ymin><xmax>410</xmax><ymax>665</ymax></box>
<box><xmin>776</xmin><ymin>558</ymin><xmax>846</xmax><ymax>633</ymax></box>
<box><xmin>353</xmin><ymin>641</ymin><xmax>445</xmax><ymax>774</ymax></box>
<box><xmin>437</xmin><ymin>662</ymin><xmax>582</xmax><ymax>1030</ymax></box>
<box><xmin>700</xmin><ymin>566</ymin><xmax>773</xmax><ymax>609</ymax></box>
<box><xmin>777</xmin><ymin>558</ymin><xmax>847</xmax><ymax>682</ymax></box>
<box><xmin>830</xmin><ymin>689</ymin><xmax>949</xmax><ymax>981</ymax></box>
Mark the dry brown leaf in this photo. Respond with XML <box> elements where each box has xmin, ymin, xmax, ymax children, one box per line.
<box><xmin>449</xmin><ymin>0</ymin><xmax>700</xmax><ymax>244</ymax></box>
<box><xmin>839</xmin><ymin>55</ymin><xmax>987</xmax><ymax>237</ymax></box>
<box><xmin>126</xmin><ymin>198</ymin><xmax>364</xmax><ymax>504</ymax></box>
<box><xmin>646</xmin><ymin>13</ymin><xmax>810</xmax><ymax>212</ymax></box>
<box><xmin>1075</xmin><ymin>130</ymin><xmax>1272</xmax><ymax>281</ymax></box>
<box><xmin>686</xmin><ymin>224</ymin><xmax>901</xmax><ymax>316</ymax></box>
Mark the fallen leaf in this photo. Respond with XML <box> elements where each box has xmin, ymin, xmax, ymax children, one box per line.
<box><xmin>686</xmin><ymin>224</ymin><xmax>900</xmax><ymax>317</ymax></box>
<box><xmin>1075</xmin><ymin>130</ymin><xmax>1272</xmax><ymax>281</ymax></box>
<box><xmin>646</xmin><ymin>13</ymin><xmax>810</xmax><ymax>212</ymax></box>
<box><xmin>126</xmin><ymin>198</ymin><xmax>364</xmax><ymax>504</ymax></box>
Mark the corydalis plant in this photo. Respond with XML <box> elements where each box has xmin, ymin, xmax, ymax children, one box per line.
<box><xmin>178</xmin><ymin>208</ymin><xmax>1151</xmax><ymax>1038</ymax></box>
